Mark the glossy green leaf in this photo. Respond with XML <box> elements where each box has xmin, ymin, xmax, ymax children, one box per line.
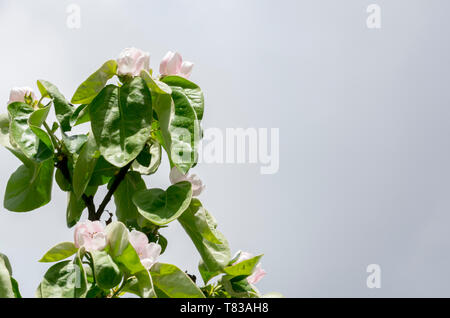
<box><xmin>0</xmin><ymin>114</ymin><xmax>11</xmax><ymax>147</ymax></box>
<box><xmin>55</xmin><ymin>169</ymin><xmax>71</xmax><ymax>191</ymax></box>
<box><xmin>7</xmin><ymin>102</ymin><xmax>53</xmax><ymax>162</ymax></box>
<box><xmin>62</xmin><ymin>133</ymin><xmax>88</xmax><ymax>154</ymax></box>
<box><xmin>141</xmin><ymin>71</ymin><xmax>199</xmax><ymax>174</ymax></box>
<box><xmin>123</xmin><ymin>270</ymin><xmax>155</xmax><ymax>298</ymax></box>
<box><xmin>1</xmin><ymin>115</ymin><xmax>55</xmax><ymax>214</ymax></box>
<box><xmin>132</xmin><ymin>140</ymin><xmax>161</xmax><ymax>175</ymax></box>
<box><xmin>28</xmin><ymin>104</ymin><xmax>51</xmax><ymax>126</ymax></box>
<box><xmin>223</xmin><ymin>255</ymin><xmax>262</xmax><ymax>277</ymax></box>
<box><xmin>70</xmin><ymin>104</ymin><xmax>90</xmax><ymax>126</ymax></box>
<box><xmin>220</xmin><ymin>275</ymin><xmax>257</xmax><ymax>298</ymax></box>
<box><xmin>39</xmin><ymin>242</ymin><xmax>78</xmax><ymax>263</ymax></box>
<box><xmin>105</xmin><ymin>222</ymin><xmax>146</xmax><ymax>274</ymax></box>
<box><xmin>71</xmin><ymin>60</ymin><xmax>118</xmax><ymax>104</ymax></box>
<box><xmin>39</xmin><ymin>258</ymin><xmax>88</xmax><ymax>298</ymax></box>
<box><xmin>133</xmin><ymin>181</ymin><xmax>192</xmax><ymax>226</ymax></box>
<box><xmin>10</xmin><ymin>277</ymin><xmax>21</xmax><ymax>298</ymax></box>
<box><xmin>113</xmin><ymin>171</ymin><xmax>146</xmax><ymax>226</ymax></box>
<box><xmin>37</xmin><ymin>80</ymin><xmax>74</xmax><ymax>131</ymax></box>
<box><xmin>89</xmin><ymin>77</ymin><xmax>152</xmax><ymax>167</ymax></box>
<box><xmin>178</xmin><ymin>199</ymin><xmax>231</xmax><ymax>284</ymax></box>
<box><xmin>66</xmin><ymin>191</ymin><xmax>86</xmax><ymax>227</ymax></box>
<box><xmin>161</xmin><ymin>75</ymin><xmax>204</xmax><ymax>121</ymax></box>
<box><xmin>72</xmin><ymin>133</ymin><xmax>100</xmax><ymax>198</ymax></box>
<box><xmin>89</xmin><ymin>250</ymin><xmax>122</xmax><ymax>290</ymax></box>
<box><xmin>89</xmin><ymin>156</ymin><xmax>117</xmax><ymax>186</ymax></box>
<box><xmin>150</xmin><ymin>263</ymin><xmax>204</xmax><ymax>298</ymax></box>
<box><xmin>4</xmin><ymin>156</ymin><xmax>54</xmax><ymax>212</ymax></box>
<box><xmin>0</xmin><ymin>254</ymin><xmax>14</xmax><ymax>298</ymax></box>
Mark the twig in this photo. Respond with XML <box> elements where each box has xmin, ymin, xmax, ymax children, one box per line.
<box><xmin>93</xmin><ymin>161</ymin><xmax>133</xmax><ymax>221</ymax></box>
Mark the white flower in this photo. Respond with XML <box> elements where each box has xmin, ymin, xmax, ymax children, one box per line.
<box><xmin>169</xmin><ymin>167</ymin><xmax>205</xmax><ymax>196</ymax></box>
<box><xmin>74</xmin><ymin>220</ymin><xmax>107</xmax><ymax>252</ymax></box>
<box><xmin>117</xmin><ymin>47</ymin><xmax>150</xmax><ymax>77</ymax></box>
<box><xmin>129</xmin><ymin>230</ymin><xmax>161</xmax><ymax>270</ymax></box>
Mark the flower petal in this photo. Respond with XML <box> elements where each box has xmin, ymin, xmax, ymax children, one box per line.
<box><xmin>180</xmin><ymin>61</ymin><xmax>194</xmax><ymax>78</ymax></box>
<box><xmin>165</xmin><ymin>52</ymin><xmax>182</xmax><ymax>75</ymax></box>
<box><xmin>169</xmin><ymin>166</ymin><xmax>187</xmax><ymax>184</ymax></box>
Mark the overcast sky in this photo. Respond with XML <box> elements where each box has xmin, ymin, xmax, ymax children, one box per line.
<box><xmin>1</xmin><ymin>0</ymin><xmax>450</xmax><ymax>297</ymax></box>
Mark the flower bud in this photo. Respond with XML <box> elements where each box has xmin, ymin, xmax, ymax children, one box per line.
<box><xmin>117</xmin><ymin>47</ymin><xmax>150</xmax><ymax>77</ymax></box>
<box><xmin>159</xmin><ymin>51</ymin><xmax>194</xmax><ymax>78</ymax></box>
<box><xmin>8</xmin><ymin>87</ymin><xmax>36</xmax><ymax>104</ymax></box>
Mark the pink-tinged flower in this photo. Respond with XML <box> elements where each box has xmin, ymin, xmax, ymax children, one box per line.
<box><xmin>129</xmin><ymin>230</ymin><xmax>161</xmax><ymax>270</ymax></box>
<box><xmin>117</xmin><ymin>47</ymin><xmax>150</xmax><ymax>77</ymax></box>
<box><xmin>74</xmin><ymin>220</ymin><xmax>107</xmax><ymax>252</ymax></box>
<box><xmin>159</xmin><ymin>51</ymin><xmax>194</xmax><ymax>78</ymax></box>
<box><xmin>8</xmin><ymin>87</ymin><xmax>36</xmax><ymax>104</ymax></box>
<box><xmin>235</xmin><ymin>251</ymin><xmax>266</xmax><ymax>285</ymax></box>
<box><xmin>169</xmin><ymin>167</ymin><xmax>205</xmax><ymax>196</ymax></box>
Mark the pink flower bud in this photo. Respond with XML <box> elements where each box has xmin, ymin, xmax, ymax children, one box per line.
<box><xmin>159</xmin><ymin>51</ymin><xmax>194</xmax><ymax>79</ymax></box>
<box><xmin>8</xmin><ymin>87</ymin><xmax>36</xmax><ymax>104</ymax></box>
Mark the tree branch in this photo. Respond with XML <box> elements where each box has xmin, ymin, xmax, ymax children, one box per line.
<box><xmin>93</xmin><ymin>161</ymin><xmax>133</xmax><ymax>221</ymax></box>
<box><xmin>55</xmin><ymin>154</ymin><xmax>96</xmax><ymax>219</ymax></box>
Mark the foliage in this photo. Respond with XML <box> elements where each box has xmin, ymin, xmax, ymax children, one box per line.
<box><xmin>0</xmin><ymin>49</ymin><xmax>278</xmax><ymax>298</ymax></box>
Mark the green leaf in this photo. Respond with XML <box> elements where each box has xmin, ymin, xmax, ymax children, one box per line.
<box><xmin>178</xmin><ymin>199</ymin><xmax>231</xmax><ymax>284</ymax></box>
<box><xmin>70</xmin><ymin>104</ymin><xmax>90</xmax><ymax>126</ymax></box>
<box><xmin>72</xmin><ymin>133</ymin><xmax>100</xmax><ymax>198</ymax></box>
<box><xmin>28</xmin><ymin>104</ymin><xmax>51</xmax><ymax>126</ymax></box>
<box><xmin>39</xmin><ymin>256</ymin><xmax>88</xmax><ymax>298</ymax></box>
<box><xmin>0</xmin><ymin>254</ymin><xmax>12</xmax><ymax>275</ymax></box>
<box><xmin>4</xmin><ymin>156</ymin><xmax>54</xmax><ymax>212</ymax></box>
<box><xmin>223</xmin><ymin>255</ymin><xmax>262</xmax><ymax>277</ymax></box>
<box><xmin>10</xmin><ymin>277</ymin><xmax>21</xmax><ymax>298</ymax></box>
<box><xmin>113</xmin><ymin>171</ymin><xmax>146</xmax><ymax>226</ymax></box>
<box><xmin>161</xmin><ymin>75</ymin><xmax>204</xmax><ymax>121</ymax></box>
<box><xmin>71</xmin><ymin>60</ymin><xmax>118</xmax><ymax>104</ymax></box>
<box><xmin>62</xmin><ymin>133</ymin><xmax>88</xmax><ymax>154</ymax></box>
<box><xmin>89</xmin><ymin>77</ymin><xmax>152</xmax><ymax>167</ymax></box>
<box><xmin>0</xmin><ymin>253</ymin><xmax>14</xmax><ymax>298</ymax></box>
<box><xmin>141</xmin><ymin>71</ymin><xmax>199</xmax><ymax>174</ymax></box>
<box><xmin>66</xmin><ymin>191</ymin><xmax>86</xmax><ymax>227</ymax></box>
<box><xmin>150</xmin><ymin>263</ymin><xmax>204</xmax><ymax>298</ymax></box>
<box><xmin>89</xmin><ymin>250</ymin><xmax>122</xmax><ymax>290</ymax></box>
<box><xmin>55</xmin><ymin>168</ymin><xmax>71</xmax><ymax>191</ymax></box>
<box><xmin>105</xmin><ymin>222</ymin><xmax>146</xmax><ymax>274</ymax></box>
<box><xmin>123</xmin><ymin>270</ymin><xmax>155</xmax><ymax>298</ymax></box>
<box><xmin>220</xmin><ymin>275</ymin><xmax>258</xmax><ymax>298</ymax></box>
<box><xmin>89</xmin><ymin>156</ymin><xmax>117</xmax><ymax>186</ymax></box>
<box><xmin>0</xmin><ymin>114</ymin><xmax>11</xmax><ymax>147</ymax></box>
<box><xmin>132</xmin><ymin>139</ymin><xmax>161</xmax><ymax>175</ymax></box>
<box><xmin>37</xmin><ymin>80</ymin><xmax>74</xmax><ymax>132</ymax></box>
<box><xmin>133</xmin><ymin>181</ymin><xmax>192</xmax><ymax>226</ymax></box>
<box><xmin>39</xmin><ymin>242</ymin><xmax>78</xmax><ymax>263</ymax></box>
<box><xmin>7</xmin><ymin>102</ymin><xmax>53</xmax><ymax>162</ymax></box>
